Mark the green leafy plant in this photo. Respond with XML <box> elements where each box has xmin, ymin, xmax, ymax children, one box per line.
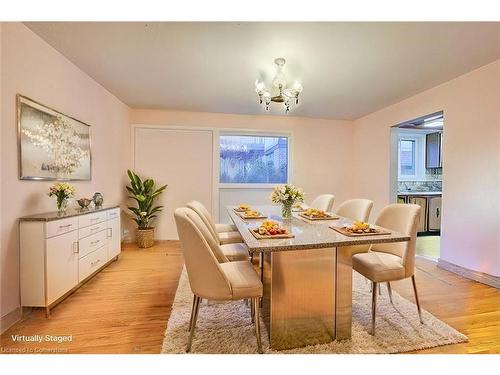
<box><xmin>126</xmin><ymin>169</ymin><xmax>167</xmax><ymax>229</ymax></box>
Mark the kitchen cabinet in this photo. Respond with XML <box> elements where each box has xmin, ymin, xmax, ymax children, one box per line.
<box><xmin>426</xmin><ymin>132</ymin><xmax>442</xmax><ymax>168</ymax></box>
<box><xmin>428</xmin><ymin>197</ymin><xmax>442</xmax><ymax>231</ymax></box>
<box><xmin>408</xmin><ymin>197</ymin><xmax>428</xmax><ymax>232</ymax></box>
<box><xmin>20</xmin><ymin>206</ymin><xmax>121</xmax><ymax>316</ymax></box>
<box><xmin>397</xmin><ymin>193</ymin><xmax>442</xmax><ymax>233</ymax></box>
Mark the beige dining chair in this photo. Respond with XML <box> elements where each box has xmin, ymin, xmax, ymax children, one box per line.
<box><xmin>187</xmin><ymin>201</ymin><xmax>243</xmax><ymax>245</ymax></box>
<box><xmin>335</xmin><ymin>198</ymin><xmax>374</xmax><ymax>222</ymax></box>
<box><xmin>187</xmin><ymin>204</ymin><xmax>249</xmax><ymax>262</ymax></box>
<box><xmin>307</xmin><ymin>194</ymin><xmax>335</xmax><ymax>211</ymax></box>
<box><xmin>352</xmin><ymin>203</ymin><xmax>423</xmax><ymax>335</ymax></box>
<box><xmin>174</xmin><ymin>207</ymin><xmax>263</xmax><ymax>353</ymax></box>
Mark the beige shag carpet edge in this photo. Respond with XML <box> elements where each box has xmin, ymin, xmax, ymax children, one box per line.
<box><xmin>162</xmin><ymin>268</ymin><xmax>467</xmax><ymax>354</ymax></box>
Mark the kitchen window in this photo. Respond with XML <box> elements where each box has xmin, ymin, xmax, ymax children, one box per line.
<box><xmin>219</xmin><ymin>134</ymin><xmax>289</xmax><ymax>184</ymax></box>
<box><xmin>399</xmin><ymin>139</ymin><xmax>416</xmax><ymax>177</ymax></box>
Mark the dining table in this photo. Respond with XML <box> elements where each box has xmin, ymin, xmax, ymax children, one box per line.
<box><xmin>227</xmin><ymin>205</ymin><xmax>410</xmax><ymax>350</ymax></box>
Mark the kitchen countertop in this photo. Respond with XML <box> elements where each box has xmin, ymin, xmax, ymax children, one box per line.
<box><xmin>20</xmin><ymin>205</ymin><xmax>120</xmax><ymax>222</ymax></box>
<box><xmin>227</xmin><ymin>205</ymin><xmax>409</xmax><ymax>253</ymax></box>
<box><xmin>397</xmin><ymin>191</ymin><xmax>442</xmax><ymax>196</ymax></box>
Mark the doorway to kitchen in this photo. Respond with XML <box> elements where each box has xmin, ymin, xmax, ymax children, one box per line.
<box><xmin>389</xmin><ymin>112</ymin><xmax>443</xmax><ymax>260</ymax></box>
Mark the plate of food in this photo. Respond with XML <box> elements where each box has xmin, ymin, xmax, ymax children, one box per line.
<box><xmin>250</xmin><ymin>220</ymin><xmax>294</xmax><ymax>239</ymax></box>
<box><xmin>292</xmin><ymin>203</ymin><xmax>306</xmax><ymax>212</ymax></box>
<box><xmin>237</xmin><ymin>210</ymin><xmax>267</xmax><ymax>219</ymax></box>
<box><xmin>330</xmin><ymin>221</ymin><xmax>391</xmax><ymax>236</ymax></box>
<box><xmin>299</xmin><ymin>208</ymin><xmax>339</xmax><ymax>220</ymax></box>
<box><xmin>234</xmin><ymin>204</ymin><xmax>251</xmax><ymax>212</ymax></box>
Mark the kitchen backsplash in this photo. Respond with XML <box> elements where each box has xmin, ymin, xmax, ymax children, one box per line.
<box><xmin>398</xmin><ymin>180</ymin><xmax>442</xmax><ymax>192</ymax></box>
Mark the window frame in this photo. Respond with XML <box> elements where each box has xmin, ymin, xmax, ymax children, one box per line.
<box><xmin>398</xmin><ymin>132</ymin><xmax>426</xmax><ymax>181</ymax></box>
<box><xmin>399</xmin><ymin>139</ymin><xmax>417</xmax><ymax>178</ymax></box>
<box><xmin>218</xmin><ymin>131</ymin><xmax>292</xmax><ymax>189</ymax></box>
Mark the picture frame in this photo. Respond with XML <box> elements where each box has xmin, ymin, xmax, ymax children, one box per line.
<box><xmin>17</xmin><ymin>94</ymin><xmax>92</xmax><ymax>181</ymax></box>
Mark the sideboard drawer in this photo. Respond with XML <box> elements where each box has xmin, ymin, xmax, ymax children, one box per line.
<box><xmin>107</xmin><ymin>208</ymin><xmax>120</xmax><ymax>220</ymax></box>
<box><xmin>79</xmin><ymin>211</ymin><xmax>107</xmax><ymax>228</ymax></box>
<box><xmin>79</xmin><ymin>223</ymin><xmax>106</xmax><ymax>239</ymax></box>
<box><xmin>78</xmin><ymin>230</ymin><xmax>107</xmax><ymax>258</ymax></box>
<box><xmin>79</xmin><ymin>245</ymin><xmax>107</xmax><ymax>282</ymax></box>
<box><xmin>46</xmin><ymin>217</ymin><xmax>78</xmax><ymax>239</ymax></box>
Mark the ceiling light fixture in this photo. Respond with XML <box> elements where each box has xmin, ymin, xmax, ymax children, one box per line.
<box><xmin>255</xmin><ymin>58</ymin><xmax>303</xmax><ymax>114</ymax></box>
<box><xmin>423</xmin><ymin>120</ymin><xmax>444</xmax><ymax>128</ymax></box>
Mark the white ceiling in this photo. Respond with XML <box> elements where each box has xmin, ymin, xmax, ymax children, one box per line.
<box><xmin>25</xmin><ymin>22</ymin><xmax>500</xmax><ymax>120</ymax></box>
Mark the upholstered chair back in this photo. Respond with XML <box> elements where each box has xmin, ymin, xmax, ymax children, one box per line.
<box><xmin>370</xmin><ymin>204</ymin><xmax>421</xmax><ymax>277</ymax></box>
<box><xmin>186</xmin><ymin>207</ymin><xmax>229</xmax><ymax>263</ymax></box>
<box><xmin>335</xmin><ymin>199</ymin><xmax>374</xmax><ymax>222</ymax></box>
<box><xmin>310</xmin><ymin>194</ymin><xmax>335</xmax><ymax>212</ymax></box>
<box><xmin>187</xmin><ymin>201</ymin><xmax>219</xmax><ymax>242</ymax></box>
<box><xmin>174</xmin><ymin>208</ymin><xmax>232</xmax><ymax>300</ymax></box>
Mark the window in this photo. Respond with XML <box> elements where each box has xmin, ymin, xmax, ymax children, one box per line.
<box><xmin>219</xmin><ymin>134</ymin><xmax>289</xmax><ymax>184</ymax></box>
<box><xmin>399</xmin><ymin>139</ymin><xmax>416</xmax><ymax>176</ymax></box>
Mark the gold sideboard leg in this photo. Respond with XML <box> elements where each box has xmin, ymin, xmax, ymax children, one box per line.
<box><xmin>335</xmin><ymin>247</ymin><xmax>353</xmax><ymax>340</ymax></box>
<box><xmin>45</xmin><ymin>306</ymin><xmax>51</xmax><ymax>318</ymax></box>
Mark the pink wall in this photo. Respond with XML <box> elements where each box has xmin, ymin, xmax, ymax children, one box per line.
<box><xmin>352</xmin><ymin>60</ymin><xmax>500</xmax><ymax>277</ymax></box>
<box><xmin>0</xmin><ymin>23</ymin><xmax>131</xmax><ymax>327</ymax></box>
<box><xmin>130</xmin><ymin>109</ymin><xmax>355</xmax><ymax>206</ymax></box>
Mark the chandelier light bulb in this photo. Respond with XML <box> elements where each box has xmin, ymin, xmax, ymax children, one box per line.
<box><xmin>255</xmin><ymin>80</ymin><xmax>265</xmax><ymax>94</ymax></box>
<box><xmin>293</xmin><ymin>81</ymin><xmax>303</xmax><ymax>93</ymax></box>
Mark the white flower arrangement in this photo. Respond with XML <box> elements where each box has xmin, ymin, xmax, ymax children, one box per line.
<box><xmin>270</xmin><ymin>184</ymin><xmax>305</xmax><ymax>205</ymax></box>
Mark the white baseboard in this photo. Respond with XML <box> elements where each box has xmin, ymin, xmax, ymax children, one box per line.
<box><xmin>0</xmin><ymin>307</ymin><xmax>22</xmax><ymax>334</ymax></box>
<box><xmin>438</xmin><ymin>258</ymin><xmax>500</xmax><ymax>289</ymax></box>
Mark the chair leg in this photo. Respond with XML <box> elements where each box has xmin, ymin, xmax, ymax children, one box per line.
<box><xmin>371</xmin><ymin>281</ymin><xmax>378</xmax><ymax>335</ymax></box>
<box><xmin>378</xmin><ymin>283</ymin><xmax>381</xmax><ymax>295</ymax></box>
<box><xmin>252</xmin><ymin>297</ymin><xmax>263</xmax><ymax>354</ymax></box>
<box><xmin>188</xmin><ymin>294</ymin><xmax>197</xmax><ymax>332</ymax></box>
<box><xmin>186</xmin><ymin>295</ymin><xmax>201</xmax><ymax>353</ymax></box>
<box><xmin>411</xmin><ymin>275</ymin><xmax>424</xmax><ymax>324</ymax></box>
<box><xmin>250</xmin><ymin>298</ymin><xmax>255</xmax><ymax>323</ymax></box>
<box><xmin>387</xmin><ymin>282</ymin><xmax>393</xmax><ymax>305</ymax></box>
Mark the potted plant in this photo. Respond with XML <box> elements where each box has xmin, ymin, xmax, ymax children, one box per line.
<box><xmin>126</xmin><ymin>169</ymin><xmax>167</xmax><ymax>248</ymax></box>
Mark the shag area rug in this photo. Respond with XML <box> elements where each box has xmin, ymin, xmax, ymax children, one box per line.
<box><xmin>161</xmin><ymin>268</ymin><xmax>467</xmax><ymax>354</ymax></box>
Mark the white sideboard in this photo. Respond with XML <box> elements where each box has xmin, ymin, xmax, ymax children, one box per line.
<box><xmin>19</xmin><ymin>206</ymin><xmax>121</xmax><ymax>316</ymax></box>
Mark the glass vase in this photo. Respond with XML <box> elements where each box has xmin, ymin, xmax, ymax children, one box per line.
<box><xmin>56</xmin><ymin>197</ymin><xmax>68</xmax><ymax>214</ymax></box>
<box><xmin>281</xmin><ymin>201</ymin><xmax>293</xmax><ymax>220</ymax></box>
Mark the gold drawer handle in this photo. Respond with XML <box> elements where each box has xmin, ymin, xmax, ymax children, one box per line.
<box><xmin>59</xmin><ymin>224</ymin><xmax>72</xmax><ymax>229</ymax></box>
<box><xmin>91</xmin><ymin>259</ymin><xmax>101</xmax><ymax>267</ymax></box>
<box><xmin>90</xmin><ymin>239</ymin><xmax>100</xmax><ymax>246</ymax></box>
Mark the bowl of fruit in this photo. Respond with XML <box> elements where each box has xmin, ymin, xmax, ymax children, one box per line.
<box><xmin>252</xmin><ymin>219</ymin><xmax>291</xmax><ymax>238</ymax></box>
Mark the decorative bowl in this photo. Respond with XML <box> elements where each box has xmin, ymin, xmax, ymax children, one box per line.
<box><xmin>77</xmin><ymin>198</ymin><xmax>92</xmax><ymax>209</ymax></box>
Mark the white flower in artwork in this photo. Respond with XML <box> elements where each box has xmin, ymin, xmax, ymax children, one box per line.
<box><xmin>22</xmin><ymin>115</ymin><xmax>88</xmax><ymax>175</ymax></box>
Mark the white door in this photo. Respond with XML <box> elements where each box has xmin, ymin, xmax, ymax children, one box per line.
<box><xmin>134</xmin><ymin>128</ymin><xmax>213</xmax><ymax>239</ymax></box>
<box><xmin>46</xmin><ymin>230</ymin><xmax>79</xmax><ymax>304</ymax></box>
<box><xmin>107</xmin><ymin>217</ymin><xmax>121</xmax><ymax>259</ymax></box>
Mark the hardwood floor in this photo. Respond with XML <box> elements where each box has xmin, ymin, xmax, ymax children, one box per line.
<box><xmin>416</xmin><ymin>235</ymin><xmax>440</xmax><ymax>259</ymax></box>
<box><xmin>0</xmin><ymin>241</ymin><xmax>184</xmax><ymax>354</ymax></box>
<box><xmin>1</xmin><ymin>240</ymin><xmax>498</xmax><ymax>354</ymax></box>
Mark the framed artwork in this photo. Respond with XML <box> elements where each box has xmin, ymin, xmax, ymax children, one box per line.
<box><xmin>17</xmin><ymin>95</ymin><xmax>92</xmax><ymax>181</ymax></box>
